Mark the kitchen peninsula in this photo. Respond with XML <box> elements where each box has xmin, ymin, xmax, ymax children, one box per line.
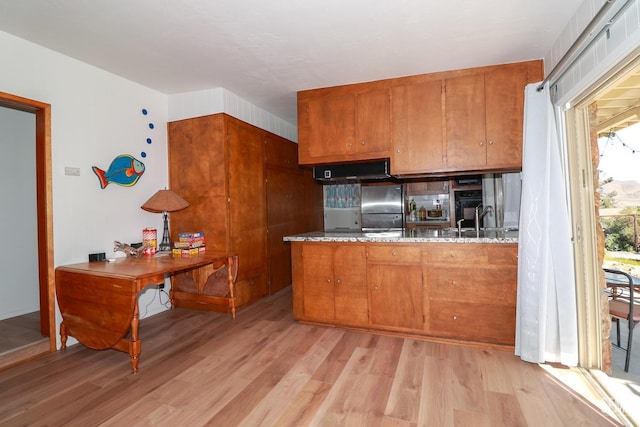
<box><xmin>285</xmin><ymin>229</ymin><xmax>519</xmax><ymax>348</ymax></box>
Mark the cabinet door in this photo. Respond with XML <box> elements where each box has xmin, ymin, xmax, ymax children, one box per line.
<box><xmin>444</xmin><ymin>73</ymin><xmax>486</xmax><ymax>170</ymax></box>
<box><xmin>301</xmin><ymin>244</ymin><xmax>335</xmax><ymax>322</ymax></box>
<box><xmin>334</xmin><ymin>245</ymin><xmax>368</xmax><ymax>324</ymax></box>
<box><xmin>228</xmin><ymin>119</ymin><xmax>268</xmax><ymax>303</ymax></box>
<box><xmin>265</xmin><ymin>132</ymin><xmax>298</xmax><ymax>169</ymax></box>
<box><xmin>484</xmin><ymin>64</ymin><xmax>528</xmax><ymax>168</ymax></box>
<box><xmin>391</xmin><ymin>81</ymin><xmax>445</xmax><ymax>174</ymax></box>
<box><xmin>355</xmin><ymin>88</ymin><xmax>391</xmax><ymax>157</ymax></box>
<box><xmin>266</xmin><ymin>167</ymin><xmax>304</xmax><ymax>294</ymax></box>
<box><xmin>368</xmin><ymin>263</ymin><xmax>423</xmax><ymax>330</ymax></box>
<box><xmin>168</xmin><ymin>115</ymin><xmax>229</xmax><ymax>252</ymax></box>
<box><xmin>298</xmin><ymin>94</ymin><xmax>355</xmax><ymax>162</ymax></box>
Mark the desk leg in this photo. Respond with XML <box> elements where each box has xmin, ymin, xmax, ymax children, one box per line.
<box><xmin>129</xmin><ymin>303</ymin><xmax>141</xmax><ymax>373</ymax></box>
<box><xmin>169</xmin><ymin>277</ymin><xmax>176</xmax><ymax>308</ymax></box>
<box><xmin>60</xmin><ymin>322</ymin><xmax>68</xmax><ymax>350</ymax></box>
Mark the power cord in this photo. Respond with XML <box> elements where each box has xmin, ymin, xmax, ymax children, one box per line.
<box><xmin>140</xmin><ymin>284</ymin><xmax>172</xmax><ymax>319</ymax></box>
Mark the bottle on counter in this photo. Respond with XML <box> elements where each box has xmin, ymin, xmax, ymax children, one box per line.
<box><xmin>419</xmin><ymin>206</ymin><xmax>427</xmax><ymax>221</ymax></box>
<box><xmin>409</xmin><ymin>198</ymin><xmax>417</xmax><ymax>220</ymax></box>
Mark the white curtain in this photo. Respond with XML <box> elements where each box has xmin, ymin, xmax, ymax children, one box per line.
<box><xmin>515</xmin><ymin>82</ymin><xmax>578</xmax><ymax>366</ymax></box>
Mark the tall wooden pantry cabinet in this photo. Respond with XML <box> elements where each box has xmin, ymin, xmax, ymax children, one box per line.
<box><xmin>168</xmin><ymin>113</ymin><xmax>322</xmax><ymax>310</ymax></box>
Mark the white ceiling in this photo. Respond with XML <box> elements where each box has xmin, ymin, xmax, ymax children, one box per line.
<box><xmin>0</xmin><ymin>0</ymin><xmax>583</xmax><ymax>124</ymax></box>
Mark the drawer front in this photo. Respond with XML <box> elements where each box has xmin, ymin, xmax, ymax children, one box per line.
<box><xmin>429</xmin><ymin>301</ymin><xmax>516</xmax><ymax>345</ymax></box>
<box><xmin>424</xmin><ymin>243</ymin><xmax>517</xmax><ymax>266</ymax></box>
<box><xmin>367</xmin><ymin>245</ymin><xmax>421</xmax><ymax>263</ymax></box>
<box><xmin>428</xmin><ymin>267</ymin><xmax>517</xmax><ymax>305</ymax></box>
<box><xmin>425</xmin><ymin>243</ymin><xmax>488</xmax><ymax>264</ymax></box>
<box><xmin>486</xmin><ymin>245</ymin><xmax>518</xmax><ymax>265</ymax></box>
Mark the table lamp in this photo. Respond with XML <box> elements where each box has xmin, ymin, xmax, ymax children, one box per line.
<box><xmin>141</xmin><ymin>189</ymin><xmax>189</xmax><ymax>251</ymax></box>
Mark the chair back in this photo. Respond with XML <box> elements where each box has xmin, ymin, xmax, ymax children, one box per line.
<box><xmin>604</xmin><ymin>268</ymin><xmax>637</xmax><ymax>321</ymax></box>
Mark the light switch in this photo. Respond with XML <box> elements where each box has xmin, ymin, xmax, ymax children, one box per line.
<box><xmin>65</xmin><ymin>167</ymin><xmax>80</xmax><ymax>176</ymax></box>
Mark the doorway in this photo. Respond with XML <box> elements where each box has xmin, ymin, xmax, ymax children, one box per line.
<box><xmin>0</xmin><ymin>91</ymin><xmax>54</xmax><ymax>369</ymax></box>
<box><xmin>565</xmin><ymin>52</ymin><xmax>640</xmax><ymax>424</ymax></box>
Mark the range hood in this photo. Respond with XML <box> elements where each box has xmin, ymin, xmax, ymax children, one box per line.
<box><xmin>313</xmin><ymin>160</ymin><xmax>391</xmax><ymax>181</ymax></box>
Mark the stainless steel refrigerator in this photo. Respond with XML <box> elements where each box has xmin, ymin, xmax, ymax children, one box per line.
<box><xmin>361</xmin><ymin>184</ymin><xmax>404</xmax><ymax>231</ymax></box>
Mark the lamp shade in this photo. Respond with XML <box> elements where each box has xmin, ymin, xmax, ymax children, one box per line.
<box><xmin>141</xmin><ymin>189</ymin><xmax>189</xmax><ymax>213</ymax></box>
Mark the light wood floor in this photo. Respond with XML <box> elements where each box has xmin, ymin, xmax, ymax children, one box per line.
<box><xmin>0</xmin><ymin>311</ymin><xmax>46</xmax><ymax>354</ymax></box>
<box><xmin>0</xmin><ymin>288</ymin><xmax>621</xmax><ymax>426</ymax></box>
<box><xmin>0</xmin><ymin>311</ymin><xmax>49</xmax><ymax>371</ymax></box>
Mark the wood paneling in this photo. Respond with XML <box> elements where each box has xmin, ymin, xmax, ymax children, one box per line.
<box><xmin>169</xmin><ymin>113</ymin><xmax>322</xmax><ymax>309</ymax></box>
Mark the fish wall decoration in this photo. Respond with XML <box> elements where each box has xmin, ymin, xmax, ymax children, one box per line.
<box><xmin>92</xmin><ymin>154</ymin><xmax>145</xmax><ymax>189</ymax></box>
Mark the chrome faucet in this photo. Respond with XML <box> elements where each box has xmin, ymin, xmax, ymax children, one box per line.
<box><xmin>457</xmin><ymin>219</ymin><xmax>464</xmax><ymax>238</ymax></box>
<box><xmin>474</xmin><ymin>204</ymin><xmax>493</xmax><ymax>237</ymax></box>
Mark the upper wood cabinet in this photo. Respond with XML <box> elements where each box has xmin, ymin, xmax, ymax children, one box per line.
<box><xmin>444</xmin><ymin>62</ymin><xmax>541</xmax><ymax>171</ymax></box>
<box><xmin>297</xmin><ymin>60</ymin><xmax>542</xmax><ymax>175</ymax></box>
<box><xmin>391</xmin><ymin>80</ymin><xmax>445</xmax><ymax>175</ymax></box>
<box><xmin>298</xmin><ymin>87</ymin><xmax>391</xmax><ymax>164</ymax></box>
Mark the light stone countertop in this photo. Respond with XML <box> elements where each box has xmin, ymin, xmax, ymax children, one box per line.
<box><xmin>283</xmin><ymin>228</ymin><xmax>518</xmax><ymax>244</ymax></box>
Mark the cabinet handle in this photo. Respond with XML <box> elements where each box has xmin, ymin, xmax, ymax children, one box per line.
<box><xmin>450</xmin><ymin>252</ymin><xmax>455</xmax><ymax>258</ymax></box>
<box><xmin>374</xmin><ymin>285</ymin><xmax>379</xmax><ymax>291</ymax></box>
<box><xmin>451</xmin><ymin>281</ymin><xmax>457</xmax><ymax>286</ymax></box>
<box><xmin>452</xmin><ymin>315</ymin><xmax>458</xmax><ymax>320</ymax></box>
<box><xmin>391</xmin><ymin>251</ymin><xmax>397</xmax><ymax>256</ymax></box>
<box><xmin>396</xmin><ymin>149</ymin><xmax>400</xmax><ymax>153</ymax></box>
<box><xmin>360</xmin><ymin>140</ymin><xmax>366</xmax><ymax>145</ymax></box>
<box><xmin>479</xmin><ymin>141</ymin><xmax>484</xmax><ymax>146</ymax></box>
<box><xmin>326</xmin><ymin>279</ymin><xmax>331</xmax><ymax>283</ymax></box>
<box><xmin>489</xmin><ymin>140</ymin><xmax>494</xmax><ymax>145</ymax></box>
<box><xmin>336</xmin><ymin>279</ymin><xmax>342</xmax><ymax>284</ymax></box>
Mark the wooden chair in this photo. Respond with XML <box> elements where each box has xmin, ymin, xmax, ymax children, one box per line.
<box><xmin>604</xmin><ymin>268</ymin><xmax>640</xmax><ymax>372</ymax></box>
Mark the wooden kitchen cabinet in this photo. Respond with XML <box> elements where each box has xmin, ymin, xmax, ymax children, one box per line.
<box><xmin>444</xmin><ymin>61</ymin><xmax>542</xmax><ymax>171</ymax></box>
<box><xmin>169</xmin><ymin>113</ymin><xmax>321</xmax><ymax>311</ymax></box>
<box><xmin>298</xmin><ymin>86</ymin><xmax>391</xmax><ymax>164</ymax></box>
<box><xmin>293</xmin><ymin>242</ymin><xmax>368</xmax><ymax>325</ymax></box>
<box><xmin>297</xmin><ymin>60</ymin><xmax>542</xmax><ymax>175</ymax></box>
<box><xmin>423</xmin><ymin>243</ymin><xmax>518</xmax><ymax>345</ymax></box>
<box><xmin>290</xmin><ymin>240</ymin><xmax>519</xmax><ymax>348</ymax></box>
<box><xmin>367</xmin><ymin>245</ymin><xmax>423</xmax><ymax>330</ymax></box>
<box><xmin>405</xmin><ymin>180</ymin><xmax>450</xmax><ymax>195</ymax></box>
<box><xmin>391</xmin><ymin>80</ymin><xmax>446</xmax><ymax>174</ymax></box>
<box><xmin>265</xmin><ymin>133</ymin><xmax>315</xmax><ymax>294</ymax></box>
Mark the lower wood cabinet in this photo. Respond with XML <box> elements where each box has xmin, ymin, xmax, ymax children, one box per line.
<box><xmin>423</xmin><ymin>243</ymin><xmax>518</xmax><ymax>345</ymax></box>
<box><xmin>296</xmin><ymin>242</ymin><xmax>368</xmax><ymax>325</ymax></box>
<box><xmin>291</xmin><ymin>240</ymin><xmax>518</xmax><ymax>348</ymax></box>
<box><xmin>367</xmin><ymin>245</ymin><xmax>423</xmax><ymax>330</ymax></box>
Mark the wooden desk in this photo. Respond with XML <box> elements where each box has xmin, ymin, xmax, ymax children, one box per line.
<box><xmin>55</xmin><ymin>251</ymin><xmax>235</xmax><ymax>373</ymax></box>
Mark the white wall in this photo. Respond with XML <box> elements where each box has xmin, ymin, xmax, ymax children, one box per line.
<box><xmin>0</xmin><ymin>107</ymin><xmax>38</xmax><ymax>320</ymax></box>
<box><xmin>544</xmin><ymin>0</ymin><xmax>640</xmax><ymax>105</ymax></box>
<box><xmin>168</xmin><ymin>87</ymin><xmax>298</xmax><ymax>142</ymax></box>
<box><xmin>0</xmin><ymin>30</ymin><xmax>170</xmax><ymax>346</ymax></box>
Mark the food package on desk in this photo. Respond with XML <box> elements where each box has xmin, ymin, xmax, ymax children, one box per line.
<box><xmin>177</xmin><ymin>231</ymin><xmax>205</xmax><ymax>248</ymax></box>
<box><xmin>173</xmin><ymin>246</ymin><xmax>206</xmax><ymax>257</ymax></box>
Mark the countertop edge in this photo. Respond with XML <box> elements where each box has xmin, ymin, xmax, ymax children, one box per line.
<box><xmin>283</xmin><ymin>232</ymin><xmax>518</xmax><ymax>244</ymax></box>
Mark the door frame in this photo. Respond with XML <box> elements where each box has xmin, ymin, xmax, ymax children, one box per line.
<box><xmin>0</xmin><ymin>91</ymin><xmax>55</xmax><ymax>352</ymax></box>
